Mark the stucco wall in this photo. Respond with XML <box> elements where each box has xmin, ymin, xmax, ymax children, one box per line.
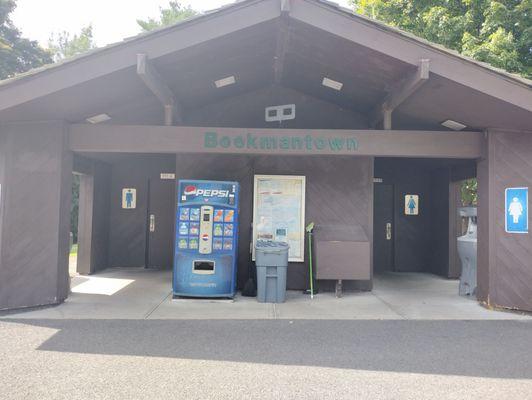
<box><xmin>478</xmin><ymin>130</ymin><xmax>532</xmax><ymax>311</ymax></box>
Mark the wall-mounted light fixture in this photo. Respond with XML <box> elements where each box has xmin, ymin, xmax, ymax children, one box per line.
<box><xmin>86</xmin><ymin>113</ymin><xmax>111</xmax><ymax>124</ymax></box>
<box><xmin>215</xmin><ymin>75</ymin><xmax>236</xmax><ymax>88</ymax></box>
<box><xmin>265</xmin><ymin>104</ymin><xmax>296</xmax><ymax>122</ymax></box>
<box><xmin>441</xmin><ymin>119</ymin><xmax>467</xmax><ymax>131</ymax></box>
<box><xmin>322</xmin><ymin>77</ymin><xmax>343</xmax><ymax>91</ymax></box>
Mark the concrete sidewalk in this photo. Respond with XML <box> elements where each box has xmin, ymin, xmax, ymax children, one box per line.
<box><xmin>2</xmin><ymin>268</ymin><xmax>529</xmax><ymax>320</ymax></box>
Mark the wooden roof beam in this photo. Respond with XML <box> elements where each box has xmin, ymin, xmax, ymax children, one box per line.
<box><xmin>273</xmin><ymin>1</ymin><xmax>292</xmax><ymax>85</ymax></box>
<box><xmin>371</xmin><ymin>59</ymin><xmax>430</xmax><ymax>129</ymax></box>
<box><xmin>137</xmin><ymin>53</ymin><xmax>182</xmax><ymax>125</ymax></box>
<box><xmin>281</xmin><ymin>0</ymin><xmax>291</xmax><ymax>13</ymax></box>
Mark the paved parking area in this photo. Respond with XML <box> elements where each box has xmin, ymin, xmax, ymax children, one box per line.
<box><xmin>1</xmin><ymin>317</ymin><xmax>531</xmax><ymax>399</ymax></box>
<box><xmin>2</xmin><ymin>268</ymin><xmax>531</xmax><ymax>399</ymax></box>
<box><xmin>2</xmin><ymin>268</ymin><xmax>529</xmax><ymax>320</ymax></box>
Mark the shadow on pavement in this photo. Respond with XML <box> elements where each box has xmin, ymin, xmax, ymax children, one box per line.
<box><xmin>3</xmin><ymin>318</ymin><xmax>532</xmax><ymax>379</ymax></box>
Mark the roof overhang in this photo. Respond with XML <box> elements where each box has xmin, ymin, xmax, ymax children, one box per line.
<box><xmin>0</xmin><ymin>0</ymin><xmax>281</xmax><ymax>111</ymax></box>
<box><xmin>0</xmin><ymin>0</ymin><xmax>530</xmax><ymax>131</ymax></box>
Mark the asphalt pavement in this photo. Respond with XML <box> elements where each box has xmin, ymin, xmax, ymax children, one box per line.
<box><xmin>1</xmin><ymin>318</ymin><xmax>531</xmax><ymax>399</ymax></box>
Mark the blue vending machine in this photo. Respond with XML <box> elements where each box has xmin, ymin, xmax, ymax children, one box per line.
<box><xmin>173</xmin><ymin>180</ymin><xmax>239</xmax><ymax>298</ymax></box>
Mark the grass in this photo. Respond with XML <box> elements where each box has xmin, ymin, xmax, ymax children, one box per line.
<box><xmin>70</xmin><ymin>244</ymin><xmax>78</xmax><ymax>256</ymax></box>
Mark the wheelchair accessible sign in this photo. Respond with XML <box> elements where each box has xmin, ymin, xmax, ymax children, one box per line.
<box><xmin>505</xmin><ymin>187</ymin><xmax>528</xmax><ymax>234</ymax></box>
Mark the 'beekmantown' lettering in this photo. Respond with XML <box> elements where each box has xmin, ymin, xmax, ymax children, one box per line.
<box><xmin>204</xmin><ymin>132</ymin><xmax>358</xmax><ymax>152</ymax></box>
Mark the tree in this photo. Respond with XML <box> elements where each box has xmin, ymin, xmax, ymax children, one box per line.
<box><xmin>0</xmin><ymin>0</ymin><xmax>52</xmax><ymax>79</ymax></box>
<box><xmin>461</xmin><ymin>178</ymin><xmax>478</xmax><ymax>206</ymax></box>
<box><xmin>48</xmin><ymin>25</ymin><xmax>97</xmax><ymax>62</ymax></box>
<box><xmin>48</xmin><ymin>25</ymin><xmax>96</xmax><ymax>241</ymax></box>
<box><xmin>71</xmin><ymin>174</ymin><xmax>80</xmax><ymax>243</ymax></box>
<box><xmin>350</xmin><ymin>0</ymin><xmax>531</xmax><ymax>78</ymax></box>
<box><xmin>137</xmin><ymin>1</ymin><xmax>198</xmax><ymax>31</ymax></box>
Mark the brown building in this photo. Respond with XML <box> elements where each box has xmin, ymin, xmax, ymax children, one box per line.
<box><xmin>0</xmin><ymin>0</ymin><xmax>531</xmax><ymax>311</ymax></box>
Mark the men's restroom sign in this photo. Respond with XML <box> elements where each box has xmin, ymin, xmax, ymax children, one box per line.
<box><xmin>505</xmin><ymin>187</ymin><xmax>528</xmax><ymax>234</ymax></box>
<box><xmin>122</xmin><ymin>188</ymin><xmax>137</xmax><ymax>209</ymax></box>
<box><xmin>405</xmin><ymin>194</ymin><xmax>419</xmax><ymax>216</ymax></box>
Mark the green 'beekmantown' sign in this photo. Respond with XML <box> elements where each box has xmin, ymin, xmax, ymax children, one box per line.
<box><xmin>204</xmin><ymin>132</ymin><xmax>358</xmax><ymax>152</ymax></box>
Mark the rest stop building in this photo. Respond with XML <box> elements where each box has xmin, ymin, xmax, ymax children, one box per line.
<box><xmin>0</xmin><ymin>0</ymin><xmax>531</xmax><ymax>311</ymax></box>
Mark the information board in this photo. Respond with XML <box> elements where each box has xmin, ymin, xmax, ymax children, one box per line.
<box><xmin>253</xmin><ymin>175</ymin><xmax>306</xmax><ymax>262</ymax></box>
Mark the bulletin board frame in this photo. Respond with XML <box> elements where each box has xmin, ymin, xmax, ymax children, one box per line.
<box><xmin>252</xmin><ymin>175</ymin><xmax>306</xmax><ymax>262</ymax></box>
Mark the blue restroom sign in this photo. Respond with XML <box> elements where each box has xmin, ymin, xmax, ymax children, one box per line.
<box><xmin>122</xmin><ymin>188</ymin><xmax>137</xmax><ymax>209</ymax></box>
<box><xmin>505</xmin><ymin>187</ymin><xmax>528</xmax><ymax>234</ymax></box>
<box><xmin>404</xmin><ymin>194</ymin><xmax>419</xmax><ymax>216</ymax></box>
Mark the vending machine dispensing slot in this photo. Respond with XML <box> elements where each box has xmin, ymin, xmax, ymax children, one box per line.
<box><xmin>193</xmin><ymin>260</ymin><xmax>215</xmax><ymax>275</ymax></box>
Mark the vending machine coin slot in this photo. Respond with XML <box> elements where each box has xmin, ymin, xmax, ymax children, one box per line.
<box><xmin>199</xmin><ymin>206</ymin><xmax>214</xmax><ymax>254</ymax></box>
<box><xmin>149</xmin><ymin>214</ymin><xmax>156</xmax><ymax>233</ymax></box>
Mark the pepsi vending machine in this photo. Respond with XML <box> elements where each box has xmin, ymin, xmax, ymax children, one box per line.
<box><xmin>173</xmin><ymin>180</ymin><xmax>239</xmax><ymax>298</ymax></box>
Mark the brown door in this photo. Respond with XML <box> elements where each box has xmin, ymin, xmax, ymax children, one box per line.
<box><xmin>373</xmin><ymin>183</ymin><xmax>394</xmax><ymax>273</ymax></box>
<box><xmin>147</xmin><ymin>178</ymin><xmax>175</xmax><ymax>269</ymax></box>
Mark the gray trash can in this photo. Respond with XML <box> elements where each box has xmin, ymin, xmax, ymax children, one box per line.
<box><xmin>255</xmin><ymin>240</ymin><xmax>289</xmax><ymax>303</ymax></box>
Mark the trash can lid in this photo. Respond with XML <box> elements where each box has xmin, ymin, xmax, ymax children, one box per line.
<box><xmin>255</xmin><ymin>240</ymin><xmax>290</xmax><ymax>250</ymax></box>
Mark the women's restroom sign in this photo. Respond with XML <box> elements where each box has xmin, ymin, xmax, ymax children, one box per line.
<box><xmin>505</xmin><ymin>187</ymin><xmax>528</xmax><ymax>234</ymax></box>
<box><xmin>122</xmin><ymin>188</ymin><xmax>137</xmax><ymax>209</ymax></box>
<box><xmin>405</xmin><ymin>194</ymin><xmax>419</xmax><ymax>216</ymax></box>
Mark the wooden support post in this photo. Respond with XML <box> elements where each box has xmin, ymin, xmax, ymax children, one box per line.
<box><xmin>371</xmin><ymin>59</ymin><xmax>430</xmax><ymax>129</ymax></box>
<box><xmin>383</xmin><ymin>109</ymin><xmax>392</xmax><ymax>131</ymax></box>
<box><xmin>335</xmin><ymin>279</ymin><xmax>343</xmax><ymax>298</ymax></box>
<box><xmin>274</xmin><ymin>2</ymin><xmax>291</xmax><ymax>85</ymax></box>
<box><xmin>137</xmin><ymin>53</ymin><xmax>182</xmax><ymax>125</ymax></box>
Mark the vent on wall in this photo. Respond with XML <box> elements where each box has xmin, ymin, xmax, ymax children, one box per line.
<box><xmin>265</xmin><ymin>104</ymin><xmax>296</xmax><ymax>122</ymax></box>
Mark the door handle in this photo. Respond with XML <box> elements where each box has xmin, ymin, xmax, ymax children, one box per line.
<box><xmin>149</xmin><ymin>214</ymin><xmax>155</xmax><ymax>232</ymax></box>
<box><xmin>386</xmin><ymin>223</ymin><xmax>392</xmax><ymax>240</ymax></box>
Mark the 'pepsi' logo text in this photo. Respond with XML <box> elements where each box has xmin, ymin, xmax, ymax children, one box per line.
<box><xmin>183</xmin><ymin>185</ymin><xmax>230</xmax><ymax>198</ymax></box>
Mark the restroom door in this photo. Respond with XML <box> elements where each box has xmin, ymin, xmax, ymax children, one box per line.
<box><xmin>146</xmin><ymin>179</ymin><xmax>175</xmax><ymax>269</ymax></box>
<box><xmin>374</xmin><ymin>184</ymin><xmax>394</xmax><ymax>273</ymax></box>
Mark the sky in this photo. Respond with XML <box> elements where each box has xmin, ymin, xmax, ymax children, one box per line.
<box><xmin>12</xmin><ymin>0</ymin><xmax>353</xmax><ymax>48</ymax></box>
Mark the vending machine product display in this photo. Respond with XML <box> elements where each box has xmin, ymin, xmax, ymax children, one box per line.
<box><xmin>173</xmin><ymin>180</ymin><xmax>239</xmax><ymax>298</ymax></box>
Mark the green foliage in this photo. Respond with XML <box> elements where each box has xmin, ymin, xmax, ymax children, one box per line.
<box><xmin>350</xmin><ymin>0</ymin><xmax>532</xmax><ymax>78</ymax></box>
<box><xmin>0</xmin><ymin>0</ymin><xmax>52</xmax><ymax>79</ymax></box>
<box><xmin>137</xmin><ymin>1</ymin><xmax>198</xmax><ymax>31</ymax></box>
<box><xmin>47</xmin><ymin>26</ymin><xmax>95</xmax><ymax>240</ymax></box>
<box><xmin>48</xmin><ymin>25</ymin><xmax>97</xmax><ymax>61</ymax></box>
<box><xmin>461</xmin><ymin>178</ymin><xmax>478</xmax><ymax>206</ymax></box>
<box><xmin>71</xmin><ymin>174</ymin><xmax>80</xmax><ymax>243</ymax></box>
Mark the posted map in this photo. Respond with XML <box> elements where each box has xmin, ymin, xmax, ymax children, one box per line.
<box><xmin>254</xmin><ymin>175</ymin><xmax>306</xmax><ymax>261</ymax></box>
